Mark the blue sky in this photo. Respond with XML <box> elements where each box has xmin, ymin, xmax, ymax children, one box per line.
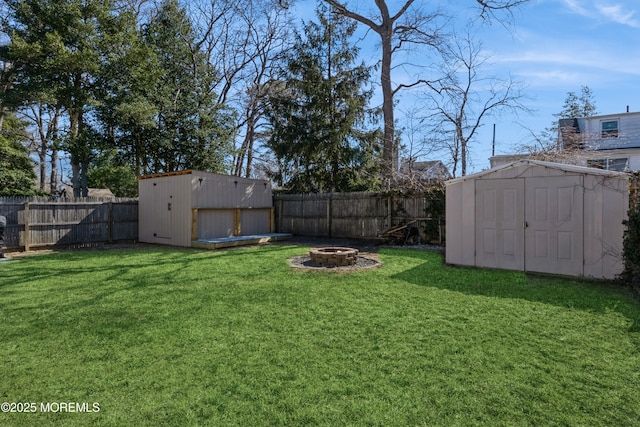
<box><xmin>452</xmin><ymin>0</ymin><xmax>640</xmax><ymax>171</ymax></box>
<box><xmin>474</xmin><ymin>0</ymin><xmax>640</xmax><ymax>169</ymax></box>
<box><xmin>296</xmin><ymin>0</ymin><xmax>640</xmax><ymax>173</ymax></box>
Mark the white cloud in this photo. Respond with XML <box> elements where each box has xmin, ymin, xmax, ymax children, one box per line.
<box><xmin>562</xmin><ymin>0</ymin><xmax>590</xmax><ymax>16</ymax></box>
<box><xmin>514</xmin><ymin>68</ymin><xmax>591</xmax><ymax>87</ymax></box>
<box><xmin>562</xmin><ymin>0</ymin><xmax>640</xmax><ymax>27</ymax></box>
<box><xmin>494</xmin><ymin>37</ymin><xmax>640</xmax><ymax>77</ymax></box>
<box><xmin>596</xmin><ymin>3</ymin><xmax>640</xmax><ymax>27</ymax></box>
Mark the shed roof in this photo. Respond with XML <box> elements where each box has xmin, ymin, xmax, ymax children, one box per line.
<box><xmin>138</xmin><ymin>170</ymin><xmax>196</xmax><ymax>180</ymax></box>
<box><xmin>138</xmin><ymin>169</ymin><xmax>268</xmax><ymax>184</ymax></box>
<box><xmin>445</xmin><ymin>159</ymin><xmax>629</xmax><ymax>185</ymax></box>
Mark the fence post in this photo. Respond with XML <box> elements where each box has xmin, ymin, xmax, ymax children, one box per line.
<box><xmin>107</xmin><ymin>201</ymin><xmax>113</xmax><ymax>243</ymax></box>
<box><xmin>327</xmin><ymin>193</ymin><xmax>333</xmax><ymax>238</ymax></box>
<box><xmin>23</xmin><ymin>202</ymin><xmax>30</xmax><ymax>251</ymax></box>
<box><xmin>270</xmin><ymin>207</ymin><xmax>275</xmax><ymax>233</ymax></box>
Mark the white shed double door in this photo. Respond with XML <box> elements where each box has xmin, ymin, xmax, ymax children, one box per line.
<box><xmin>475</xmin><ymin>176</ymin><xmax>584</xmax><ymax>276</ymax></box>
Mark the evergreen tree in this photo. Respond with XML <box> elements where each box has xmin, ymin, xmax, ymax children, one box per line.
<box><xmin>93</xmin><ymin>7</ymin><xmax>161</xmax><ymax>177</ymax></box>
<box><xmin>555</xmin><ymin>86</ymin><xmax>598</xmax><ymax>120</ymax></box>
<box><xmin>5</xmin><ymin>0</ymin><xmax>131</xmax><ymax>196</ymax></box>
<box><xmin>87</xmin><ymin>150</ymin><xmax>138</xmax><ymax>197</ymax></box>
<box><xmin>0</xmin><ymin>112</ymin><xmax>39</xmax><ymax>196</ymax></box>
<box><xmin>266</xmin><ymin>6</ymin><xmax>380</xmax><ymax>193</ymax></box>
<box><xmin>141</xmin><ymin>0</ymin><xmax>233</xmax><ymax>173</ymax></box>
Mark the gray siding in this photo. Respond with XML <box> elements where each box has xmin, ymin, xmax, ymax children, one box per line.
<box><xmin>191</xmin><ymin>172</ymin><xmax>272</xmax><ymax>208</ymax></box>
<box><xmin>584</xmin><ymin>113</ymin><xmax>640</xmax><ymax>149</ymax></box>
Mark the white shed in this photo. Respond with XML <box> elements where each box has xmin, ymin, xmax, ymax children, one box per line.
<box><xmin>139</xmin><ymin>170</ymin><xmax>286</xmax><ymax>248</ymax></box>
<box><xmin>445</xmin><ymin>160</ymin><xmax>629</xmax><ymax>279</ymax></box>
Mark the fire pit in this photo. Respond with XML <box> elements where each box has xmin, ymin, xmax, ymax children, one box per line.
<box><xmin>309</xmin><ymin>247</ymin><xmax>359</xmax><ymax>267</ymax></box>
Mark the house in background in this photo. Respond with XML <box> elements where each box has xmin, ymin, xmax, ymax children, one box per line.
<box><xmin>397</xmin><ymin>160</ymin><xmax>451</xmax><ymax>187</ymax></box>
<box><xmin>491</xmin><ymin>110</ymin><xmax>640</xmax><ymax>171</ymax></box>
<box><xmin>59</xmin><ymin>187</ymin><xmax>115</xmax><ymax>198</ymax></box>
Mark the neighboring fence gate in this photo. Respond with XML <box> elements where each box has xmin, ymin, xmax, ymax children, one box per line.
<box><xmin>0</xmin><ymin>197</ymin><xmax>138</xmax><ymax>250</ymax></box>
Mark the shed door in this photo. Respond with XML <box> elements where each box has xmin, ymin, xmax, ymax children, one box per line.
<box><xmin>151</xmin><ymin>181</ymin><xmax>174</xmax><ymax>241</ymax></box>
<box><xmin>524</xmin><ymin>176</ymin><xmax>584</xmax><ymax>276</ymax></box>
<box><xmin>475</xmin><ymin>179</ymin><xmax>525</xmax><ymax>270</ymax></box>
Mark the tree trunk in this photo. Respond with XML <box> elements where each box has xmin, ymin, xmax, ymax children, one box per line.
<box><xmin>380</xmin><ymin>29</ymin><xmax>395</xmax><ymax>188</ymax></box>
<box><xmin>39</xmin><ymin>143</ymin><xmax>47</xmax><ymax>191</ymax></box>
<box><xmin>50</xmin><ymin>106</ymin><xmax>60</xmax><ymax>193</ymax></box>
<box><xmin>50</xmin><ymin>149</ymin><xmax>58</xmax><ymax>194</ymax></box>
<box><xmin>69</xmin><ymin>107</ymin><xmax>81</xmax><ymax>197</ymax></box>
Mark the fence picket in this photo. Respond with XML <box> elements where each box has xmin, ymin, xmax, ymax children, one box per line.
<box><xmin>273</xmin><ymin>191</ymin><xmax>445</xmax><ymax>244</ymax></box>
<box><xmin>0</xmin><ymin>197</ymin><xmax>138</xmax><ymax>250</ymax></box>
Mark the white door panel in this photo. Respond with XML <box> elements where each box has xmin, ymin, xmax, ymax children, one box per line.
<box><xmin>525</xmin><ymin>176</ymin><xmax>584</xmax><ymax>276</ymax></box>
<box><xmin>475</xmin><ymin>179</ymin><xmax>525</xmax><ymax>270</ymax></box>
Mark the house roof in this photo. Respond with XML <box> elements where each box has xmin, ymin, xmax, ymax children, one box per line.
<box><xmin>446</xmin><ymin>159</ymin><xmax>629</xmax><ymax>185</ymax></box>
<box><xmin>60</xmin><ymin>187</ymin><xmax>115</xmax><ymax>198</ymax></box>
<box><xmin>399</xmin><ymin>160</ymin><xmax>451</xmax><ymax>179</ymax></box>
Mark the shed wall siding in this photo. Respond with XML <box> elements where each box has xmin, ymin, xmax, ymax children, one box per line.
<box><xmin>445</xmin><ymin>180</ymin><xmax>476</xmax><ymax>266</ymax></box>
<box><xmin>445</xmin><ymin>182</ymin><xmax>463</xmax><ymax>265</ymax></box>
<box><xmin>461</xmin><ymin>180</ymin><xmax>476</xmax><ymax>265</ymax></box>
<box><xmin>138</xmin><ymin>175</ymin><xmax>192</xmax><ymax>247</ymax></box>
<box><xmin>191</xmin><ymin>172</ymin><xmax>271</xmax><ymax>208</ymax></box>
<box><xmin>600</xmin><ymin>177</ymin><xmax>628</xmax><ymax>277</ymax></box>
<box><xmin>583</xmin><ymin>174</ymin><xmax>604</xmax><ymax>278</ymax></box>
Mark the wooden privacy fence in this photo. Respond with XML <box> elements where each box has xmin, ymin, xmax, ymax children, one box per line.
<box><xmin>273</xmin><ymin>191</ymin><xmax>445</xmax><ymax>244</ymax></box>
<box><xmin>0</xmin><ymin>197</ymin><xmax>138</xmax><ymax>250</ymax></box>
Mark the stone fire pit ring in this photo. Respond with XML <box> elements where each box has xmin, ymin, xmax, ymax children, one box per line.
<box><xmin>309</xmin><ymin>247</ymin><xmax>359</xmax><ymax>267</ymax></box>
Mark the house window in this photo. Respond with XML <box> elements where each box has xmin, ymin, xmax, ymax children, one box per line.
<box><xmin>601</xmin><ymin>120</ymin><xmax>619</xmax><ymax>138</ymax></box>
<box><xmin>587</xmin><ymin>158</ymin><xmax>628</xmax><ymax>171</ymax></box>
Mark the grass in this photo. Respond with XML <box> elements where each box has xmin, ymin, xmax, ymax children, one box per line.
<box><xmin>0</xmin><ymin>244</ymin><xmax>639</xmax><ymax>426</ymax></box>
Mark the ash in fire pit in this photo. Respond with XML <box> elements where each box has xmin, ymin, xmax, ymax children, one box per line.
<box><xmin>309</xmin><ymin>247</ymin><xmax>359</xmax><ymax>267</ymax></box>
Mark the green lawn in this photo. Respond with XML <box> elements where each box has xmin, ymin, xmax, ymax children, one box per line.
<box><xmin>0</xmin><ymin>245</ymin><xmax>639</xmax><ymax>426</ymax></box>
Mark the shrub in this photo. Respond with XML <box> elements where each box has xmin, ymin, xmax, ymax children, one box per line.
<box><xmin>620</xmin><ymin>172</ymin><xmax>640</xmax><ymax>288</ymax></box>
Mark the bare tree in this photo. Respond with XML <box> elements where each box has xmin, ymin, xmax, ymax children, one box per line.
<box><xmin>23</xmin><ymin>102</ymin><xmax>63</xmax><ymax>191</ymax></box>
<box><xmin>322</xmin><ymin>0</ymin><xmax>531</xmax><ymax>186</ymax></box>
<box><xmin>396</xmin><ymin>106</ymin><xmax>441</xmax><ymax>189</ymax></box>
<box><xmin>191</xmin><ymin>0</ymin><xmax>294</xmax><ymax>178</ymax></box>
<box><xmin>422</xmin><ymin>32</ymin><xmax>530</xmax><ymax>177</ymax></box>
<box><xmin>518</xmin><ymin>86</ymin><xmax>597</xmax><ymax>156</ymax></box>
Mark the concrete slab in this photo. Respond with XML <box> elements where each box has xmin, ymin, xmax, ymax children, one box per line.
<box><xmin>192</xmin><ymin>233</ymin><xmax>292</xmax><ymax>250</ymax></box>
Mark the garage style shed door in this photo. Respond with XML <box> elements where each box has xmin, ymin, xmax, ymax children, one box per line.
<box><xmin>446</xmin><ymin>160</ymin><xmax>629</xmax><ymax>279</ymax></box>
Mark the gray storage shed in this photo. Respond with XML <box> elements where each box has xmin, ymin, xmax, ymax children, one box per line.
<box><xmin>445</xmin><ymin>160</ymin><xmax>629</xmax><ymax>279</ymax></box>
<box><xmin>139</xmin><ymin>170</ymin><xmax>280</xmax><ymax>248</ymax></box>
